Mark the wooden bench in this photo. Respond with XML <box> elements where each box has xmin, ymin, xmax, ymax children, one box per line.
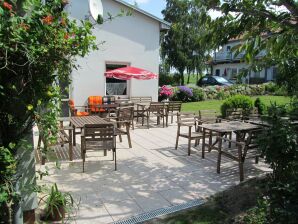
<box><xmin>37</xmin><ymin>120</ymin><xmax>73</xmax><ymax>164</ymax></box>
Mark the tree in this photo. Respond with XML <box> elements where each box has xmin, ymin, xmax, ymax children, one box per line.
<box><xmin>161</xmin><ymin>0</ymin><xmax>190</xmax><ymax>85</ymax></box>
<box><xmin>0</xmin><ymin>0</ymin><xmax>98</xmax><ymax>222</ymax></box>
<box><xmin>162</xmin><ymin>0</ymin><xmax>210</xmax><ymax>85</ymax></box>
<box><xmin>192</xmin><ymin>0</ymin><xmax>298</xmax><ymax>222</ymax></box>
<box><xmin>195</xmin><ymin>0</ymin><xmax>298</xmax><ymax>95</ymax></box>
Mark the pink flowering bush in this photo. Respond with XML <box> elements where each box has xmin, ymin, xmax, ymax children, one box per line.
<box><xmin>159</xmin><ymin>85</ymin><xmax>173</xmax><ymax>101</ymax></box>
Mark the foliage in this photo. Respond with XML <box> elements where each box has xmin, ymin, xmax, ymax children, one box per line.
<box><xmin>0</xmin><ymin>0</ymin><xmax>102</xmax><ymax>222</ymax></box>
<box><xmin>161</xmin><ymin>0</ymin><xmax>209</xmax><ymax>85</ymax></box>
<box><xmin>195</xmin><ymin>0</ymin><xmax>298</xmax><ymax>96</ymax></box>
<box><xmin>242</xmin><ymin>200</ymin><xmax>268</xmax><ymax>224</ymax></box>
<box><xmin>158</xmin><ymin>85</ymin><xmax>174</xmax><ymax>101</ymax></box>
<box><xmin>187</xmin><ymin>85</ymin><xmax>206</xmax><ymax>101</ymax></box>
<box><xmin>40</xmin><ymin>183</ymin><xmax>74</xmax><ymax>221</ymax></box>
<box><xmin>172</xmin><ymin>86</ymin><xmax>193</xmax><ymax>102</ymax></box>
<box><xmin>159</xmin><ymin>72</ymin><xmax>176</xmax><ymax>86</ymax></box>
<box><xmin>257</xmin><ymin>104</ymin><xmax>298</xmax><ymax>223</ymax></box>
<box><xmin>221</xmin><ymin>95</ymin><xmax>253</xmax><ymax>117</ymax></box>
<box><xmin>254</xmin><ymin>98</ymin><xmax>266</xmax><ymax>115</ymax></box>
<box><xmin>264</xmin><ymin>82</ymin><xmax>288</xmax><ymax>96</ymax></box>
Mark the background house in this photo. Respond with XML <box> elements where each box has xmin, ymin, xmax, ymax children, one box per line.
<box><xmin>209</xmin><ymin>38</ymin><xmax>277</xmax><ymax>83</ymax></box>
<box><xmin>62</xmin><ymin>0</ymin><xmax>169</xmax><ymax>114</ymax></box>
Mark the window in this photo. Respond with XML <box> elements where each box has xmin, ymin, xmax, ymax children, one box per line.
<box><xmin>272</xmin><ymin>67</ymin><xmax>277</xmax><ymax>80</ymax></box>
<box><xmin>254</xmin><ymin>71</ymin><xmax>260</xmax><ymax>78</ymax></box>
<box><xmin>215</xmin><ymin>69</ymin><xmax>220</xmax><ymax>76</ymax></box>
<box><xmin>227</xmin><ymin>46</ymin><xmax>231</xmax><ymax>51</ymax></box>
<box><xmin>106</xmin><ymin>64</ymin><xmax>128</xmax><ymax>96</ymax></box>
<box><xmin>231</xmin><ymin>68</ymin><xmax>237</xmax><ymax>79</ymax></box>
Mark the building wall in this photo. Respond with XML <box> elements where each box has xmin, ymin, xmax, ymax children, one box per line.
<box><xmin>212</xmin><ymin>63</ymin><xmax>275</xmax><ymax>83</ymax></box>
<box><xmin>66</xmin><ymin>0</ymin><xmax>160</xmax><ymax>105</ymax></box>
<box><xmin>212</xmin><ymin>40</ymin><xmax>276</xmax><ymax>83</ymax></box>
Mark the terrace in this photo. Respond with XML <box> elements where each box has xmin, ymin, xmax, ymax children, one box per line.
<box><xmin>35</xmin><ymin>118</ymin><xmax>270</xmax><ymax>223</ymax></box>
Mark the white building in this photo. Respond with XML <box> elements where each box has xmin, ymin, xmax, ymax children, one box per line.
<box><xmin>210</xmin><ymin>38</ymin><xmax>277</xmax><ymax>83</ymax></box>
<box><xmin>62</xmin><ymin>0</ymin><xmax>169</xmax><ymax>113</ymax></box>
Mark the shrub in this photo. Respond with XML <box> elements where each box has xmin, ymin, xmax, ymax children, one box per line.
<box><xmin>258</xmin><ymin>104</ymin><xmax>298</xmax><ymax>223</ymax></box>
<box><xmin>158</xmin><ymin>85</ymin><xmax>173</xmax><ymax>101</ymax></box>
<box><xmin>221</xmin><ymin>95</ymin><xmax>254</xmax><ymax>117</ymax></box>
<box><xmin>172</xmin><ymin>86</ymin><xmax>193</xmax><ymax>102</ymax></box>
<box><xmin>159</xmin><ymin>73</ymin><xmax>175</xmax><ymax>86</ymax></box>
<box><xmin>191</xmin><ymin>87</ymin><xmax>205</xmax><ymax>101</ymax></box>
<box><xmin>254</xmin><ymin>98</ymin><xmax>266</xmax><ymax>115</ymax></box>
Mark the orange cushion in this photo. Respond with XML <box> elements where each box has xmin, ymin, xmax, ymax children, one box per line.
<box><xmin>76</xmin><ymin>111</ymin><xmax>89</xmax><ymax>116</ymax></box>
<box><xmin>88</xmin><ymin>96</ymin><xmax>105</xmax><ymax>112</ymax></box>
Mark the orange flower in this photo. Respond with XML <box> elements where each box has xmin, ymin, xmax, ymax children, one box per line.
<box><xmin>60</xmin><ymin>18</ymin><xmax>66</xmax><ymax>26</ymax></box>
<box><xmin>3</xmin><ymin>2</ymin><xmax>13</xmax><ymax>10</ymax></box>
<box><xmin>20</xmin><ymin>22</ymin><xmax>29</xmax><ymax>30</ymax></box>
<box><xmin>42</xmin><ymin>15</ymin><xmax>54</xmax><ymax>25</ymax></box>
<box><xmin>64</xmin><ymin>33</ymin><xmax>69</xmax><ymax>39</ymax></box>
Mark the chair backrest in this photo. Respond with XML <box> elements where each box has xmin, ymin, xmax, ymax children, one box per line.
<box><xmin>88</xmin><ymin>96</ymin><xmax>103</xmax><ymax>113</ymax></box>
<box><xmin>149</xmin><ymin>102</ymin><xmax>168</xmax><ymax>114</ymax></box>
<box><xmin>168</xmin><ymin>101</ymin><xmax>182</xmax><ymax>113</ymax></box>
<box><xmin>69</xmin><ymin>99</ymin><xmax>76</xmax><ymax>116</ymax></box>
<box><xmin>103</xmin><ymin>96</ymin><xmax>116</xmax><ymax>105</ymax></box>
<box><xmin>82</xmin><ymin>123</ymin><xmax>116</xmax><ymax>150</ymax></box>
<box><xmin>199</xmin><ymin>109</ymin><xmax>219</xmax><ymax>123</ymax></box>
<box><xmin>118</xmin><ymin>101</ymin><xmax>134</xmax><ymax>108</ymax></box>
<box><xmin>226</xmin><ymin>108</ymin><xmax>243</xmax><ymax>120</ymax></box>
<box><xmin>130</xmin><ymin>96</ymin><xmax>152</xmax><ymax>104</ymax></box>
<box><xmin>117</xmin><ymin>106</ymin><xmax>134</xmax><ymax>122</ymax></box>
<box><xmin>177</xmin><ymin>112</ymin><xmax>197</xmax><ymax>126</ymax></box>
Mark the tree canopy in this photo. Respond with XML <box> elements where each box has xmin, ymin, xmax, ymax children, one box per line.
<box><xmin>195</xmin><ymin>0</ymin><xmax>298</xmax><ymax>95</ymax></box>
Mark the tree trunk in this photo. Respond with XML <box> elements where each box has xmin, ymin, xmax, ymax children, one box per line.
<box><xmin>180</xmin><ymin>73</ymin><xmax>184</xmax><ymax>85</ymax></box>
<box><xmin>187</xmin><ymin>73</ymin><xmax>190</xmax><ymax>84</ymax></box>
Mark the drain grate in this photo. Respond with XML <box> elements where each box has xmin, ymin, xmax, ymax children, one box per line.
<box><xmin>113</xmin><ymin>198</ymin><xmax>205</xmax><ymax>224</ymax></box>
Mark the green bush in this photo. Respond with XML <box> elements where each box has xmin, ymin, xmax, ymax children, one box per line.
<box><xmin>171</xmin><ymin>86</ymin><xmax>193</xmax><ymax>102</ymax></box>
<box><xmin>187</xmin><ymin>85</ymin><xmax>205</xmax><ymax>101</ymax></box>
<box><xmin>221</xmin><ymin>95</ymin><xmax>254</xmax><ymax>117</ymax></box>
<box><xmin>254</xmin><ymin>98</ymin><xmax>266</xmax><ymax>115</ymax></box>
<box><xmin>159</xmin><ymin>73</ymin><xmax>176</xmax><ymax>86</ymax></box>
<box><xmin>258</xmin><ymin>104</ymin><xmax>298</xmax><ymax>223</ymax></box>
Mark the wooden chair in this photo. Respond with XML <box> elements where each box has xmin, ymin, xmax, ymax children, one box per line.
<box><xmin>37</xmin><ymin>122</ymin><xmax>73</xmax><ymax>164</ymax></box>
<box><xmin>81</xmin><ymin>123</ymin><xmax>116</xmax><ymax>172</ymax></box>
<box><xmin>226</xmin><ymin>108</ymin><xmax>244</xmax><ymax>120</ymax></box>
<box><xmin>199</xmin><ymin>109</ymin><xmax>221</xmax><ymax>123</ymax></box>
<box><xmin>175</xmin><ymin>112</ymin><xmax>208</xmax><ymax>156</ymax></box>
<box><xmin>130</xmin><ymin>96</ymin><xmax>152</xmax><ymax>127</ymax></box>
<box><xmin>106</xmin><ymin>106</ymin><xmax>133</xmax><ymax>148</ymax></box>
<box><xmin>148</xmin><ymin>102</ymin><xmax>168</xmax><ymax>128</ymax></box>
<box><xmin>69</xmin><ymin>99</ymin><xmax>89</xmax><ymax>116</ymax></box>
<box><xmin>216</xmin><ymin>128</ymin><xmax>263</xmax><ymax>181</ymax></box>
<box><xmin>167</xmin><ymin>101</ymin><xmax>182</xmax><ymax>125</ymax></box>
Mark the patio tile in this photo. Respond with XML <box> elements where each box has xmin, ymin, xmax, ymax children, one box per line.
<box><xmin>75</xmin><ymin>204</ymin><xmax>114</xmax><ymax>224</ymax></box>
<box><xmin>36</xmin><ymin>121</ymin><xmax>270</xmax><ymax>223</ymax></box>
<box><xmin>158</xmin><ymin>187</ymin><xmax>196</xmax><ymax>205</ymax></box>
<box><xmin>132</xmin><ymin>192</ymin><xmax>171</xmax><ymax>212</ymax></box>
<box><xmin>104</xmin><ymin>199</ymin><xmax>143</xmax><ymax>222</ymax></box>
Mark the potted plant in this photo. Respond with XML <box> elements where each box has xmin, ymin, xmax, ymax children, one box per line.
<box><xmin>40</xmin><ymin>183</ymin><xmax>74</xmax><ymax>221</ymax></box>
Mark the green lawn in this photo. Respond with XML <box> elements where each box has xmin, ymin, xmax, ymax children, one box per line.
<box><xmin>182</xmin><ymin>95</ymin><xmax>291</xmax><ymax>112</ymax></box>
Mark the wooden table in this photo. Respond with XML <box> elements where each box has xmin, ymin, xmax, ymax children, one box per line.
<box><xmin>199</xmin><ymin>121</ymin><xmax>261</xmax><ymax>158</ymax></box>
<box><xmin>70</xmin><ymin>116</ymin><xmax>111</xmax><ymax>146</ymax></box>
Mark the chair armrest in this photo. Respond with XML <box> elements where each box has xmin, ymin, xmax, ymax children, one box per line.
<box><xmin>216</xmin><ymin>136</ymin><xmax>246</xmax><ymax>146</ymax></box>
<box><xmin>178</xmin><ymin>122</ymin><xmax>194</xmax><ymax>127</ymax></box>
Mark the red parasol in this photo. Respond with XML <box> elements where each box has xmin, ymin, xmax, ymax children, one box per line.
<box><xmin>104</xmin><ymin>66</ymin><xmax>158</xmax><ymax>80</ymax></box>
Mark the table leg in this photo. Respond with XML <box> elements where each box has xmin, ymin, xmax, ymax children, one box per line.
<box><xmin>202</xmin><ymin>128</ymin><xmax>206</xmax><ymax>158</ymax></box>
<box><xmin>217</xmin><ymin>136</ymin><xmax>223</xmax><ymax>174</ymax></box>
<box><xmin>68</xmin><ymin>129</ymin><xmax>73</xmax><ymax>161</ymax></box>
<box><xmin>73</xmin><ymin>125</ymin><xmax>76</xmax><ymax>146</ymax></box>
<box><xmin>208</xmin><ymin>130</ymin><xmax>213</xmax><ymax>152</ymax></box>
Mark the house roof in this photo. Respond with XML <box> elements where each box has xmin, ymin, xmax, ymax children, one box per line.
<box><xmin>112</xmin><ymin>0</ymin><xmax>171</xmax><ymax>28</ymax></box>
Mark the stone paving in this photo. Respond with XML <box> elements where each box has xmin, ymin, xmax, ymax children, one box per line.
<box><xmin>35</xmin><ymin>119</ymin><xmax>270</xmax><ymax>223</ymax></box>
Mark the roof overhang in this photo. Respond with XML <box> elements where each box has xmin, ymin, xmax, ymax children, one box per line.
<box><xmin>112</xmin><ymin>0</ymin><xmax>171</xmax><ymax>30</ymax></box>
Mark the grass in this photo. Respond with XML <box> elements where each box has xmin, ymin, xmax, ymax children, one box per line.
<box><xmin>181</xmin><ymin>95</ymin><xmax>291</xmax><ymax>112</ymax></box>
<box><xmin>145</xmin><ymin>177</ymin><xmax>266</xmax><ymax>224</ymax></box>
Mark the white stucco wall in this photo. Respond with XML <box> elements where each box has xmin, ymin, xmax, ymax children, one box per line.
<box><xmin>66</xmin><ymin>0</ymin><xmax>160</xmax><ymax>105</ymax></box>
<box><xmin>212</xmin><ymin>63</ymin><xmax>275</xmax><ymax>82</ymax></box>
